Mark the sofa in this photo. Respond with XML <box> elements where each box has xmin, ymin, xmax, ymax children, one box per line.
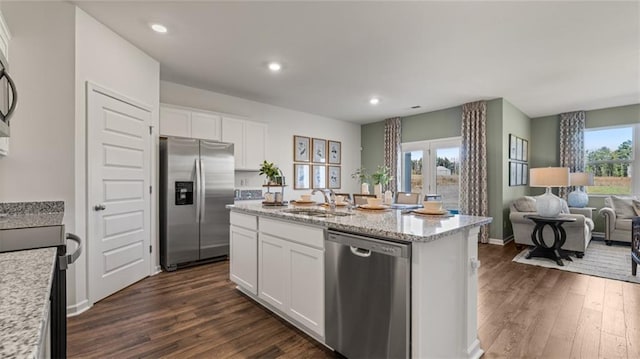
<box><xmin>598</xmin><ymin>195</ymin><xmax>639</xmax><ymax>245</ymax></box>
<box><xmin>510</xmin><ymin>196</ymin><xmax>595</xmax><ymax>257</ymax></box>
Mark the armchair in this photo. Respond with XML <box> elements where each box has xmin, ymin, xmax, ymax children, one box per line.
<box><xmin>510</xmin><ymin>196</ymin><xmax>594</xmax><ymax>257</ymax></box>
<box><xmin>598</xmin><ymin>196</ymin><xmax>638</xmax><ymax>245</ymax></box>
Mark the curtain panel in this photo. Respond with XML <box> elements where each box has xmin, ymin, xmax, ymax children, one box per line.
<box><xmin>460</xmin><ymin>101</ymin><xmax>489</xmax><ymax>243</ymax></box>
<box><xmin>383</xmin><ymin>117</ymin><xmax>401</xmax><ymax>193</ymax></box>
<box><xmin>559</xmin><ymin>111</ymin><xmax>586</xmax><ymax>199</ymax></box>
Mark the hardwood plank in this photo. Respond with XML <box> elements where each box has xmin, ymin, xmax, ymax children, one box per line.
<box><xmin>67</xmin><ymin>241</ymin><xmax>640</xmax><ymax>358</ymax></box>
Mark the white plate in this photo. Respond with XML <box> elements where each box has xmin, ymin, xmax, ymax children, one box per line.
<box><xmin>359</xmin><ymin>204</ymin><xmax>391</xmax><ymax>210</ymax></box>
<box><xmin>294</xmin><ymin>200</ymin><xmax>315</xmax><ymax>204</ymax></box>
<box><xmin>414</xmin><ymin>208</ymin><xmax>448</xmax><ymax>215</ymax></box>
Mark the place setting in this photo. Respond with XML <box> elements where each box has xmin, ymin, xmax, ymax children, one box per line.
<box><xmin>410</xmin><ymin>200</ymin><xmax>453</xmax><ymax>217</ymax></box>
<box><xmin>290</xmin><ymin>193</ymin><xmax>316</xmax><ymax>206</ymax></box>
<box><xmin>357</xmin><ymin>197</ymin><xmax>391</xmax><ymax>212</ymax></box>
<box><xmin>320</xmin><ymin>195</ymin><xmax>349</xmax><ymax>208</ymax></box>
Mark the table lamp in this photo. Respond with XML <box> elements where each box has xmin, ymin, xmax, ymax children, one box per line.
<box><xmin>567</xmin><ymin>172</ymin><xmax>594</xmax><ymax>208</ymax></box>
<box><xmin>529</xmin><ymin>167</ymin><xmax>569</xmax><ymax>217</ymax></box>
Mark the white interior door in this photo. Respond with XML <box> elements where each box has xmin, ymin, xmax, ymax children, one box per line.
<box><xmin>88</xmin><ymin>85</ymin><xmax>151</xmax><ymax>303</ymax></box>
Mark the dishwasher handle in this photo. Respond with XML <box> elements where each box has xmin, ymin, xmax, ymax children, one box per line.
<box><xmin>350</xmin><ymin>246</ymin><xmax>372</xmax><ymax>257</ymax></box>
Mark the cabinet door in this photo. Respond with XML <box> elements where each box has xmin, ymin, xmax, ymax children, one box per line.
<box><xmin>244</xmin><ymin>121</ymin><xmax>267</xmax><ymax>171</ymax></box>
<box><xmin>288</xmin><ymin>241</ymin><xmax>324</xmax><ymax>336</ymax></box>
<box><xmin>160</xmin><ymin>106</ymin><xmax>191</xmax><ymax>137</ymax></box>
<box><xmin>191</xmin><ymin>112</ymin><xmax>221</xmax><ymax>141</ymax></box>
<box><xmin>258</xmin><ymin>233</ymin><xmax>288</xmax><ymax>312</ymax></box>
<box><xmin>229</xmin><ymin>225</ymin><xmax>258</xmax><ymax>295</ymax></box>
<box><xmin>221</xmin><ymin>117</ymin><xmax>245</xmax><ymax>169</ymax></box>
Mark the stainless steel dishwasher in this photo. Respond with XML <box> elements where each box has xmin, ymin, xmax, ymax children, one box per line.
<box><xmin>325</xmin><ymin>230</ymin><xmax>411</xmax><ymax>359</ymax></box>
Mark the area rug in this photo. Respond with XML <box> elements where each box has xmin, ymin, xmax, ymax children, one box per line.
<box><xmin>512</xmin><ymin>240</ymin><xmax>640</xmax><ymax>284</ymax></box>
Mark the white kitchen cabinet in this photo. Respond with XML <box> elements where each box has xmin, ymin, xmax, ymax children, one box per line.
<box><xmin>222</xmin><ymin>117</ymin><xmax>267</xmax><ymax>171</ymax></box>
<box><xmin>258</xmin><ymin>233</ymin><xmax>288</xmax><ymax>311</ymax></box>
<box><xmin>229</xmin><ymin>212</ymin><xmax>258</xmax><ymax>295</ymax></box>
<box><xmin>257</xmin><ymin>217</ymin><xmax>324</xmax><ymax>337</ymax></box>
<box><xmin>159</xmin><ymin>104</ymin><xmax>221</xmax><ymax>141</ymax></box>
<box><xmin>0</xmin><ymin>12</ymin><xmax>10</xmax><ymax>156</ymax></box>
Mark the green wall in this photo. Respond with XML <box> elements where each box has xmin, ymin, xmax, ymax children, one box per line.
<box><xmin>530</xmin><ymin>103</ymin><xmax>640</xmax><ymax>232</ymax></box>
<box><xmin>360</xmin><ymin>121</ymin><xmax>385</xmax><ymax>187</ymax></box>
<box><xmin>402</xmin><ymin>106</ymin><xmax>462</xmax><ymax>142</ymax></box>
<box><xmin>501</xmin><ymin>99</ymin><xmax>531</xmax><ymax>238</ymax></box>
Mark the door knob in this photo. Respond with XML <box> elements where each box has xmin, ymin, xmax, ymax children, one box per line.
<box><xmin>94</xmin><ymin>204</ymin><xmax>106</xmax><ymax>211</ymax></box>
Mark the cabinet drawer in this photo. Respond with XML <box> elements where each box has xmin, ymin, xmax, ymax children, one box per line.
<box><xmin>259</xmin><ymin>217</ymin><xmax>324</xmax><ymax>249</ymax></box>
<box><xmin>230</xmin><ymin>211</ymin><xmax>257</xmax><ymax>231</ymax></box>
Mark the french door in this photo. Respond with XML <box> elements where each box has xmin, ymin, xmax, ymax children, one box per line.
<box><xmin>401</xmin><ymin>138</ymin><xmax>461</xmax><ymax>210</ymax></box>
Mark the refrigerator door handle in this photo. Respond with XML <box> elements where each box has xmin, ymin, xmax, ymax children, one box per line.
<box><xmin>195</xmin><ymin>158</ymin><xmax>201</xmax><ymax>223</ymax></box>
<box><xmin>200</xmin><ymin>159</ymin><xmax>206</xmax><ymax>222</ymax></box>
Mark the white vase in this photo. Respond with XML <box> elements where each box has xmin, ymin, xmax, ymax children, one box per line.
<box><xmin>361</xmin><ymin>183</ymin><xmax>370</xmax><ymax>194</ymax></box>
<box><xmin>374</xmin><ymin>184</ymin><xmax>382</xmax><ymax>198</ymax></box>
<box><xmin>384</xmin><ymin>190</ymin><xmax>393</xmax><ymax>204</ymax></box>
<box><xmin>536</xmin><ymin>187</ymin><xmax>563</xmax><ymax>217</ymax></box>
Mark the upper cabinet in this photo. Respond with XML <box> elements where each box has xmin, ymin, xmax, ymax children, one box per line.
<box><xmin>160</xmin><ymin>103</ymin><xmax>268</xmax><ymax>171</ymax></box>
<box><xmin>159</xmin><ymin>104</ymin><xmax>221</xmax><ymax>141</ymax></box>
<box><xmin>222</xmin><ymin>117</ymin><xmax>267</xmax><ymax>171</ymax></box>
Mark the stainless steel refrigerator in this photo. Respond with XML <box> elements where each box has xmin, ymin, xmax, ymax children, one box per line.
<box><xmin>160</xmin><ymin>137</ymin><xmax>234</xmax><ymax>271</ymax></box>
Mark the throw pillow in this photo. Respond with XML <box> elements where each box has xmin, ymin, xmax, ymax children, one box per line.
<box><xmin>633</xmin><ymin>199</ymin><xmax>640</xmax><ymax>216</ymax></box>
<box><xmin>514</xmin><ymin>196</ymin><xmax>537</xmax><ymax>212</ymax></box>
<box><xmin>611</xmin><ymin>196</ymin><xmax>637</xmax><ymax>219</ymax></box>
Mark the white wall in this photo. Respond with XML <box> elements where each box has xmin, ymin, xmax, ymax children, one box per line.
<box><xmin>72</xmin><ymin>8</ymin><xmax>159</xmax><ymax>313</ymax></box>
<box><xmin>160</xmin><ymin>81</ymin><xmax>362</xmax><ymax>200</ymax></box>
<box><xmin>0</xmin><ymin>2</ymin><xmax>76</xmax><ymax>226</ymax></box>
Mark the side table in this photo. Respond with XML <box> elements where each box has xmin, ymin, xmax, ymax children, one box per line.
<box><xmin>568</xmin><ymin>207</ymin><xmax>596</xmax><ymax>219</ymax></box>
<box><xmin>524</xmin><ymin>215</ymin><xmax>577</xmax><ymax>266</ymax></box>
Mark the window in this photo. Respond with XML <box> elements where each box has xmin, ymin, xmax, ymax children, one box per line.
<box><xmin>584</xmin><ymin>125</ymin><xmax>639</xmax><ymax>195</ymax></box>
<box><xmin>400</xmin><ymin>138</ymin><xmax>461</xmax><ymax>210</ymax></box>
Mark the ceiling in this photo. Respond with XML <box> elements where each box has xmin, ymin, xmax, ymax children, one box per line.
<box><xmin>76</xmin><ymin>1</ymin><xmax>639</xmax><ymax>124</ymax></box>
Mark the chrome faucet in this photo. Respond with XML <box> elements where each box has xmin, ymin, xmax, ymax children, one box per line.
<box><xmin>312</xmin><ymin>188</ymin><xmax>336</xmax><ymax>210</ymax></box>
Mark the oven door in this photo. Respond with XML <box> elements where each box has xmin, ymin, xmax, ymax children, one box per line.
<box><xmin>0</xmin><ymin>50</ymin><xmax>17</xmax><ymax>137</ymax></box>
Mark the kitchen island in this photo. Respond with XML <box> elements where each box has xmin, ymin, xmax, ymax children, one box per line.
<box><xmin>228</xmin><ymin>203</ymin><xmax>491</xmax><ymax>359</ymax></box>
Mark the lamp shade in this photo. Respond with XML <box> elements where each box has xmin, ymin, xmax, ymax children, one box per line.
<box><xmin>570</xmin><ymin>172</ymin><xmax>594</xmax><ymax>186</ymax></box>
<box><xmin>529</xmin><ymin>167</ymin><xmax>570</xmax><ymax>188</ymax></box>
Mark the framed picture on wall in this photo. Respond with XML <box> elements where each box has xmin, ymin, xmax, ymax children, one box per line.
<box><xmin>293</xmin><ymin>164</ymin><xmax>310</xmax><ymax>189</ymax></box>
<box><xmin>522</xmin><ymin>139</ymin><xmax>528</xmax><ymax>162</ymax></box>
<box><xmin>312</xmin><ymin>138</ymin><xmax>327</xmax><ymax>163</ymax></box>
<box><xmin>522</xmin><ymin>163</ymin><xmax>529</xmax><ymax>185</ymax></box>
<box><xmin>509</xmin><ymin>161</ymin><xmax>517</xmax><ymax>186</ymax></box>
<box><xmin>516</xmin><ymin>137</ymin><xmax>523</xmax><ymax>161</ymax></box>
<box><xmin>328</xmin><ymin>166</ymin><xmax>341</xmax><ymax>189</ymax></box>
<box><xmin>312</xmin><ymin>165</ymin><xmax>326</xmax><ymax>188</ymax></box>
<box><xmin>293</xmin><ymin>136</ymin><xmax>310</xmax><ymax>162</ymax></box>
<box><xmin>509</xmin><ymin>134</ymin><xmax>517</xmax><ymax>160</ymax></box>
<box><xmin>516</xmin><ymin>162</ymin><xmax>523</xmax><ymax>185</ymax></box>
<box><xmin>328</xmin><ymin>140</ymin><xmax>341</xmax><ymax>164</ymax></box>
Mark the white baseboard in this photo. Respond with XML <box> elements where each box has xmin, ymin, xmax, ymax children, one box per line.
<box><xmin>67</xmin><ymin>299</ymin><xmax>91</xmax><ymax>317</ymax></box>
<box><xmin>151</xmin><ymin>265</ymin><xmax>162</xmax><ymax>276</ymax></box>
<box><xmin>488</xmin><ymin>236</ymin><xmax>513</xmax><ymax>246</ymax></box>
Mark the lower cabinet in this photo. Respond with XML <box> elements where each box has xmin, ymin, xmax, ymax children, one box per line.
<box><xmin>258</xmin><ymin>219</ymin><xmax>325</xmax><ymax>337</ymax></box>
<box><xmin>229</xmin><ymin>225</ymin><xmax>258</xmax><ymax>295</ymax></box>
<box><xmin>229</xmin><ymin>212</ymin><xmax>258</xmax><ymax>295</ymax></box>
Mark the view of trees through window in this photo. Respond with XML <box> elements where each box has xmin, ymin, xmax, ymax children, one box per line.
<box><xmin>585</xmin><ymin>127</ymin><xmax>633</xmax><ymax>194</ymax></box>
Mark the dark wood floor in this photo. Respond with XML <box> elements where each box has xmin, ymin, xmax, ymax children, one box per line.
<box><xmin>68</xmin><ymin>241</ymin><xmax>640</xmax><ymax>358</ymax></box>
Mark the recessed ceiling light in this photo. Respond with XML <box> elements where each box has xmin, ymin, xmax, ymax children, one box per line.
<box><xmin>150</xmin><ymin>23</ymin><xmax>168</xmax><ymax>34</ymax></box>
<box><xmin>369</xmin><ymin>97</ymin><xmax>380</xmax><ymax>105</ymax></box>
<box><xmin>268</xmin><ymin>62</ymin><xmax>282</xmax><ymax>72</ymax></box>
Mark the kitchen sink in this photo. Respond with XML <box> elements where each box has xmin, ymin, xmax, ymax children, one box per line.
<box><xmin>281</xmin><ymin>208</ymin><xmax>353</xmax><ymax>217</ymax></box>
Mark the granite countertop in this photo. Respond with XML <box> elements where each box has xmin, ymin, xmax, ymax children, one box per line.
<box><xmin>0</xmin><ymin>201</ymin><xmax>64</xmax><ymax>230</ymax></box>
<box><xmin>228</xmin><ymin>203</ymin><xmax>492</xmax><ymax>243</ymax></box>
<box><xmin>0</xmin><ymin>247</ymin><xmax>58</xmax><ymax>358</ymax></box>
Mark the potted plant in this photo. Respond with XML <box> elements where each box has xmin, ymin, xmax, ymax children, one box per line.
<box><xmin>371</xmin><ymin>165</ymin><xmax>393</xmax><ymax>196</ymax></box>
<box><xmin>259</xmin><ymin>160</ymin><xmax>281</xmax><ymax>185</ymax></box>
<box><xmin>351</xmin><ymin>167</ymin><xmax>370</xmax><ymax>194</ymax></box>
